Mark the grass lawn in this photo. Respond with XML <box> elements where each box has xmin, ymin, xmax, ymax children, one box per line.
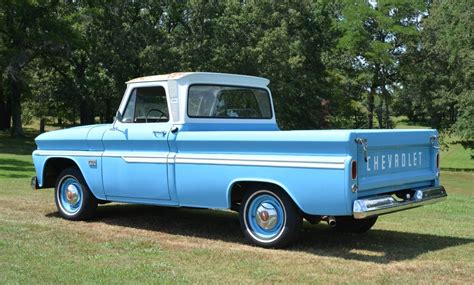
<box><xmin>441</xmin><ymin>143</ymin><xmax>474</xmax><ymax>169</ymax></box>
<box><xmin>394</xmin><ymin>116</ymin><xmax>474</xmax><ymax>170</ymax></box>
<box><xmin>0</xmin><ymin>131</ymin><xmax>473</xmax><ymax>283</ymax></box>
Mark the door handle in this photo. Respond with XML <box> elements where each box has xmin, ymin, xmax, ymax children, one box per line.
<box><xmin>153</xmin><ymin>131</ymin><xmax>167</xmax><ymax>137</ymax></box>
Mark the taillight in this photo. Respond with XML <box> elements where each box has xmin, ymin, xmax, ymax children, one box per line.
<box><xmin>436</xmin><ymin>153</ymin><xmax>440</xmax><ymax>169</ymax></box>
<box><xmin>351</xmin><ymin>160</ymin><xmax>357</xmax><ymax>180</ymax></box>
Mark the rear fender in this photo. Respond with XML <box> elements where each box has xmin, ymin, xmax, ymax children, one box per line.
<box><xmin>226</xmin><ymin>178</ymin><xmax>301</xmax><ymax>211</ymax></box>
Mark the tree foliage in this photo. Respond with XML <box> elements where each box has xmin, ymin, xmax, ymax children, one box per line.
<box><xmin>0</xmin><ymin>0</ymin><xmax>73</xmax><ymax>135</ymax></box>
<box><xmin>335</xmin><ymin>0</ymin><xmax>428</xmax><ymax>128</ymax></box>
<box><xmin>0</xmin><ymin>0</ymin><xmax>471</xmax><ymax>156</ymax></box>
<box><xmin>396</xmin><ymin>0</ymin><xmax>473</xmax><ymax>150</ymax></box>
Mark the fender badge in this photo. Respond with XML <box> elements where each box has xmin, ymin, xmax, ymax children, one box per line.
<box><xmin>88</xmin><ymin>159</ymin><xmax>97</xmax><ymax>168</ymax></box>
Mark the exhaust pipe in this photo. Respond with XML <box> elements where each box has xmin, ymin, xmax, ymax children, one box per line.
<box><xmin>322</xmin><ymin>216</ymin><xmax>336</xmax><ymax>227</ymax></box>
<box><xmin>327</xmin><ymin>216</ymin><xmax>336</xmax><ymax>227</ymax></box>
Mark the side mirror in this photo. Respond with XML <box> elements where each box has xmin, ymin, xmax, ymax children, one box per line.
<box><xmin>115</xmin><ymin>111</ymin><xmax>123</xmax><ymax>122</ymax></box>
<box><xmin>111</xmin><ymin>111</ymin><xmax>122</xmax><ymax>130</ymax></box>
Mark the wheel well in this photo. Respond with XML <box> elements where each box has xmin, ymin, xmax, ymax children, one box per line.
<box><xmin>229</xmin><ymin>181</ymin><xmax>289</xmax><ymax>212</ymax></box>
<box><xmin>42</xmin><ymin>158</ymin><xmax>79</xmax><ymax>188</ymax></box>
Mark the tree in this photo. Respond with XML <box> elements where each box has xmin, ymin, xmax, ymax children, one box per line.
<box><xmin>164</xmin><ymin>1</ymin><xmax>342</xmax><ymax>129</ymax></box>
<box><xmin>7</xmin><ymin>1</ymin><xmax>417</xmax><ymax>134</ymax></box>
<box><xmin>336</xmin><ymin>0</ymin><xmax>427</xmax><ymax>128</ymax></box>
<box><xmin>0</xmin><ymin>0</ymin><xmax>72</xmax><ymax>136</ymax></box>
<box><xmin>66</xmin><ymin>1</ymin><xmax>171</xmax><ymax>124</ymax></box>
<box><xmin>0</xmin><ymin>75</ymin><xmax>12</xmax><ymax>131</ymax></box>
<box><xmin>400</xmin><ymin>0</ymin><xmax>473</xmax><ymax>152</ymax></box>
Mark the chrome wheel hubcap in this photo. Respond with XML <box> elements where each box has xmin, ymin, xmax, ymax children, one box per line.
<box><xmin>65</xmin><ymin>184</ymin><xmax>79</xmax><ymax>205</ymax></box>
<box><xmin>255</xmin><ymin>202</ymin><xmax>278</xmax><ymax>230</ymax></box>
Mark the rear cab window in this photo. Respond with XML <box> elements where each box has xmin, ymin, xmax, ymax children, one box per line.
<box><xmin>187</xmin><ymin>85</ymin><xmax>272</xmax><ymax>119</ymax></box>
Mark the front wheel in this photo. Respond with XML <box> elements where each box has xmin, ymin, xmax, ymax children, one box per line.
<box><xmin>239</xmin><ymin>187</ymin><xmax>302</xmax><ymax>248</ymax></box>
<box><xmin>55</xmin><ymin>168</ymin><xmax>97</xmax><ymax>220</ymax></box>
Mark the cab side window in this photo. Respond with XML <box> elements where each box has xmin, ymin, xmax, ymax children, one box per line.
<box><xmin>122</xmin><ymin>86</ymin><xmax>169</xmax><ymax>123</ymax></box>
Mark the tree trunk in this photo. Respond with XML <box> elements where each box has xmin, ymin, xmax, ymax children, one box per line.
<box><xmin>381</xmin><ymin>84</ymin><xmax>391</xmax><ymax>129</ymax></box>
<box><xmin>5</xmin><ymin>95</ymin><xmax>12</xmax><ymax>129</ymax></box>
<box><xmin>72</xmin><ymin>108</ymin><xmax>76</xmax><ymax>126</ymax></box>
<box><xmin>376</xmin><ymin>98</ymin><xmax>384</xmax><ymax>129</ymax></box>
<box><xmin>79</xmin><ymin>98</ymin><xmax>95</xmax><ymax>125</ymax></box>
<box><xmin>105</xmin><ymin>98</ymin><xmax>113</xmax><ymax>123</ymax></box>
<box><xmin>0</xmin><ymin>82</ymin><xmax>11</xmax><ymax>131</ymax></box>
<box><xmin>10</xmin><ymin>79</ymin><xmax>24</xmax><ymax>137</ymax></box>
<box><xmin>75</xmin><ymin>58</ymin><xmax>95</xmax><ymax>126</ymax></box>
<box><xmin>384</xmin><ymin>96</ymin><xmax>391</xmax><ymax>128</ymax></box>
<box><xmin>367</xmin><ymin>86</ymin><xmax>376</xmax><ymax>129</ymax></box>
<box><xmin>0</xmin><ymin>98</ymin><xmax>5</xmax><ymax>131</ymax></box>
<box><xmin>39</xmin><ymin>118</ymin><xmax>45</xmax><ymax>133</ymax></box>
<box><xmin>0</xmin><ymin>85</ymin><xmax>6</xmax><ymax>131</ymax></box>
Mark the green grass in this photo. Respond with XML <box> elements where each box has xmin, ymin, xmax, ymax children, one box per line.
<box><xmin>0</xmin><ymin>131</ymin><xmax>37</xmax><ymax>179</ymax></box>
<box><xmin>393</xmin><ymin>116</ymin><xmax>431</xmax><ymax>130</ymax></box>
<box><xmin>394</xmin><ymin>116</ymin><xmax>474</xmax><ymax>169</ymax></box>
<box><xmin>441</xmin><ymin>143</ymin><xmax>474</xmax><ymax>169</ymax></box>
<box><xmin>1</xmin><ymin>132</ymin><xmax>473</xmax><ymax>283</ymax></box>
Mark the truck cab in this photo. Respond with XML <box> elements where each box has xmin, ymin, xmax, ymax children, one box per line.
<box><xmin>32</xmin><ymin>72</ymin><xmax>447</xmax><ymax>248</ymax></box>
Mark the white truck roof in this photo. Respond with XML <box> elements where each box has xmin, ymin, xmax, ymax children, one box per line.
<box><xmin>126</xmin><ymin>72</ymin><xmax>270</xmax><ymax>87</ymax></box>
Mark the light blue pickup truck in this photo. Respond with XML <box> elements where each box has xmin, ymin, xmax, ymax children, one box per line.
<box><xmin>31</xmin><ymin>72</ymin><xmax>447</xmax><ymax>248</ymax></box>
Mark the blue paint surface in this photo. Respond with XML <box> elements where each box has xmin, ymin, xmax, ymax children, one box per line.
<box><xmin>33</xmin><ymin>125</ymin><xmax>439</xmax><ymax>216</ymax></box>
<box><xmin>101</xmin><ymin>122</ymin><xmax>171</xmax><ymax>200</ymax></box>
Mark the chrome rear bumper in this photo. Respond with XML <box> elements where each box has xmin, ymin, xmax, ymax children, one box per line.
<box><xmin>353</xmin><ymin>186</ymin><xmax>447</xmax><ymax>219</ymax></box>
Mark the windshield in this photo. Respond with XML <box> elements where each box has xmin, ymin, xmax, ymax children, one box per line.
<box><xmin>187</xmin><ymin>85</ymin><xmax>272</xmax><ymax>119</ymax></box>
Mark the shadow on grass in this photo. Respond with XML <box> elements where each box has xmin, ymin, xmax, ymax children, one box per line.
<box><xmin>0</xmin><ymin>129</ymin><xmax>37</xmax><ymax>155</ymax></box>
<box><xmin>0</xmin><ymin>158</ymin><xmax>33</xmax><ymax>168</ymax></box>
<box><xmin>47</xmin><ymin>204</ymin><xmax>473</xmax><ymax>264</ymax></box>
<box><xmin>0</xmin><ymin>158</ymin><xmax>35</xmax><ymax>178</ymax></box>
<box><xmin>0</xmin><ymin>173</ymin><xmax>32</xmax><ymax>178</ymax></box>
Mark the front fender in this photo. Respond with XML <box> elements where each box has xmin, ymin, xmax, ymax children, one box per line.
<box><xmin>32</xmin><ymin>151</ymin><xmax>106</xmax><ymax>200</ymax></box>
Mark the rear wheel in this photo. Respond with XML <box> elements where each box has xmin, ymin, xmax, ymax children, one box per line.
<box><xmin>239</xmin><ymin>187</ymin><xmax>302</xmax><ymax>248</ymax></box>
<box><xmin>55</xmin><ymin>168</ymin><xmax>97</xmax><ymax>220</ymax></box>
<box><xmin>332</xmin><ymin>216</ymin><xmax>378</xmax><ymax>233</ymax></box>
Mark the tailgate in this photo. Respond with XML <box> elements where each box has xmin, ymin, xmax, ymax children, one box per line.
<box><xmin>353</xmin><ymin>130</ymin><xmax>439</xmax><ymax>196</ymax></box>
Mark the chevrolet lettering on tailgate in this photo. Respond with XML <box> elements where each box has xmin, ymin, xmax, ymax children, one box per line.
<box><xmin>367</xmin><ymin>152</ymin><xmax>424</xmax><ymax>172</ymax></box>
<box><xmin>30</xmin><ymin>72</ymin><xmax>447</xmax><ymax>248</ymax></box>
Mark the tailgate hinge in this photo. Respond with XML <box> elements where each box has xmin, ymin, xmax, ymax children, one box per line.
<box><xmin>355</xmin><ymin>138</ymin><xmax>368</xmax><ymax>162</ymax></box>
